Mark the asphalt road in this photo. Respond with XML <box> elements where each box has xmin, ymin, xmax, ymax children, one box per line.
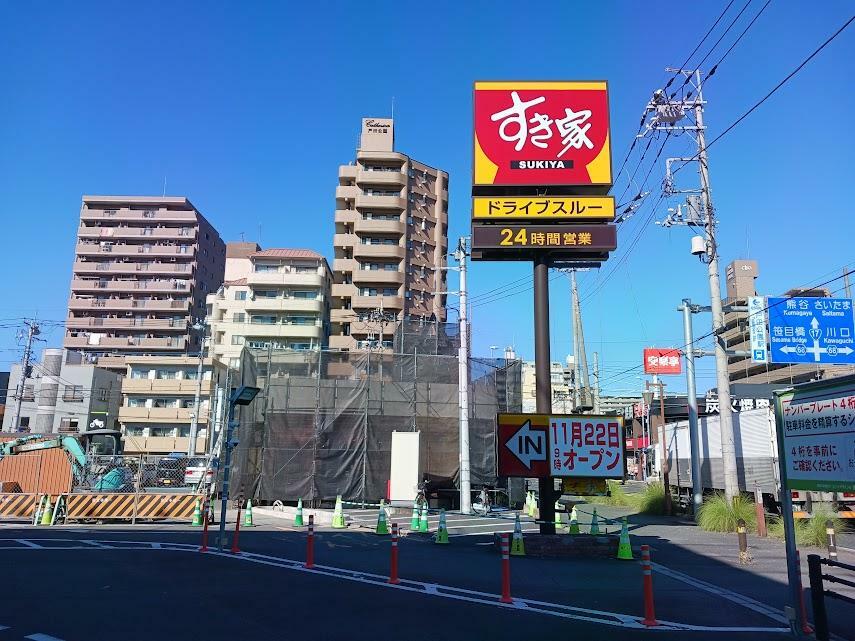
<box><xmin>0</xmin><ymin>508</ymin><xmax>821</xmax><ymax>641</ymax></box>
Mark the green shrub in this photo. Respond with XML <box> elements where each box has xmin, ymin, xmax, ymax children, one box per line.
<box><xmin>697</xmin><ymin>493</ymin><xmax>757</xmax><ymax>533</ymax></box>
<box><xmin>634</xmin><ymin>482</ymin><xmax>668</xmax><ymax>515</ymax></box>
<box><xmin>769</xmin><ymin>508</ymin><xmax>846</xmax><ymax>548</ymax></box>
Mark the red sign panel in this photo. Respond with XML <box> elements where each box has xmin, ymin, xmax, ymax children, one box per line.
<box><xmin>473</xmin><ymin>81</ymin><xmax>612</xmax><ymax>188</ymax></box>
<box><xmin>497</xmin><ymin>414</ymin><xmax>550</xmax><ymax>478</ymax></box>
<box><xmin>643</xmin><ymin>348</ymin><xmax>682</xmax><ymax>375</ymax></box>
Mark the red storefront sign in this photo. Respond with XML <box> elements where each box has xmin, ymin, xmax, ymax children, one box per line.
<box><xmin>473</xmin><ymin>81</ymin><xmax>612</xmax><ymax>189</ymax></box>
<box><xmin>643</xmin><ymin>348</ymin><xmax>682</xmax><ymax>375</ymax></box>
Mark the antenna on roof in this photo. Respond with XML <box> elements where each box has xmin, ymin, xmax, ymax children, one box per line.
<box><xmin>162</xmin><ymin>175</ymin><xmax>167</xmax><ymax>197</ymax></box>
<box><xmin>391</xmin><ymin>96</ymin><xmax>395</xmax><ymax>119</ymax></box>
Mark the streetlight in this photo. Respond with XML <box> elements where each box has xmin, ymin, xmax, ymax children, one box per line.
<box><xmin>218</xmin><ymin>385</ymin><xmax>260</xmax><ymax>551</ymax></box>
<box><xmin>643</xmin><ymin>381</ymin><xmax>672</xmax><ymax>516</ymax></box>
<box><xmin>489</xmin><ymin>345</ymin><xmax>499</xmax><ymax>358</ymax></box>
<box><xmin>188</xmin><ymin>320</ymin><xmax>208</xmax><ymax>456</ymax></box>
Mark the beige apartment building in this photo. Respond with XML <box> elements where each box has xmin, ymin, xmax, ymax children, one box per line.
<box><xmin>723</xmin><ymin>259</ymin><xmax>855</xmax><ymax>384</ymax></box>
<box><xmin>330</xmin><ymin>118</ymin><xmax>448</xmax><ymax>351</ymax></box>
<box><xmin>119</xmin><ymin>355</ymin><xmax>227</xmax><ymax>455</ymax></box>
<box><xmin>206</xmin><ymin>244</ymin><xmax>331</xmax><ymax>368</ymax></box>
<box><xmin>65</xmin><ymin>196</ymin><xmax>226</xmax><ymax>371</ymax></box>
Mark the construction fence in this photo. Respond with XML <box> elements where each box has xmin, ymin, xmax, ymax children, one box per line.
<box><xmin>0</xmin><ymin>451</ymin><xmax>213</xmax><ymax>522</ymax></box>
<box><xmin>228</xmin><ymin>349</ymin><xmax>522</xmax><ymax>506</ymax></box>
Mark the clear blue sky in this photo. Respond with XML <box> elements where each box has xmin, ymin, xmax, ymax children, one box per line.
<box><xmin>1</xmin><ymin>1</ymin><xmax>853</xmax><ymax>395</ymax></box>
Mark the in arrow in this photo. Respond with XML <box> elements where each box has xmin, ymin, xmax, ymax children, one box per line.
<box><xmin>505</xmin><ymin>420</ymin><xmax>547</xmax><ymax>470</ymax></box>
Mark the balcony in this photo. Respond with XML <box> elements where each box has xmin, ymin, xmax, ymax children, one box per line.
<box><xmin>331</xmin><ymin>284</ymin><xmax>357</xmax><ymax>299</ymax></box>
<box><xmin>354</xmin><ymin>219</ymin><xmax>405</xmax><ymax>234</ymax></box>
<box><xmin>330</xmin><ymin>309</ymin><xmax>356</xmax><ymax>324</ymax></box>
<box><xmin>121</xmin><ymin>435</ymin><xmax>207</xmax><ymax>455</ymax></box>
<box><xmin>357</xmin><ymin>169</ymin><xmax>407</xmax><ymax>187</ymax></box>
<box><xmin>75</xmin><ymin>242</ymin><xmax>195</xmax><ymax>257</ymax></box>
<box><xmin>64</xmin><ymin>336</ymin><xmax>186</xmax><ymax>350</ymax></box>
<box><xmin>72</xmin><ymin>261</ymin><xmax>192</xmax><ymax>276</ymax></box>
<box><xmin>328</xmin><ymin>335</ymin><xmax>357</xmax><ymax>350</ymax></box>
<box><xmin>70</xmin><ymin>279</ymin><xmax>191</xmax><ymax>293</ymax></box>
<box><xmin>352</xmin><ymin>269</ymin><xmax>405</xmax><ymax>285</ymax></box>
<box><xmin>335</xmin><ymin>185</ymin><xmax>360</xmax><ymax>201</ymax></box>
<box><xmin>333</xmin><ymin>233</ymin><xmax>356</xmax><ymax>248</ymax></box>
<box><xmin>80</xmin><ymin>208</ymin><xmax>199</xmax><ymax>224</ymax></box>
<box><xmin>65</xmin><ymin>317</ymin><xmax>188</xmax><ymax>331</ymax></box>
<box><xmin>122</xmin><ymin>379</ymin><xmax>214</xmax><ymax>395</ymax></box>
<box><xmin>243</xmin><ymin>297</ymin><xmax>324</xmax><ymax>313</ymax></box>
<box><xmin>332</xmin><ymin>258</ymin><xmax>358</xmax><ymax>273</ymax></box>
<box><xmin>246</xmin><ymin>272</ymin><xmax>325</xmax><ymax>287</ymax></box>
<box><xmin>353</xmin><ymin>244</ymin><xmax>405</xmax><ymax>259</ymax></box>
<box><xmin>118</xmin><ymin>407</ymin><xmax>208</xmax><ymax>423</ymax></box>
<box><xmin>228</xmin><ymin>322</ymin><xmax>324</xmax><ymax>339</ymax></box>
<box><xmin>338</xmin><ymin>165</ymin><xmax>358</xmax><ymax>181</ymax></box>
<box><xmin>78</xmin><ymin>226</ymin><xmax>196</xmax><ymax>240</ymax></box>
<box><xmin>68</xmin><ymin>298</ymin><xmax>190</xmax><ymax>312</ymax></box>
<box><xmin>355</xmin><ymin>194</ymin><xmax>406</xmax><ymax>210</ymax></box>
<box><xmin>356</xmin><ymin>150</ymin><xmax>407</xmax><ymax>164</ymax></box>
<box><xmin>334</xmin><ymin>209</ymin><xmax>358</xmax><ymax>224</ymax></box>
<box><xmin>352</xmin><ymin>295</ymin><xmax>402</xmax><ymax>310</ymax></box>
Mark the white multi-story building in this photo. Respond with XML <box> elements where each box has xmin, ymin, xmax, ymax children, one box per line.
<box><xmin>206</xmin><ymin>243</ymin><xmax>332</xmax><ymax>368</ymax></box>
<box><xmin>521</xmin><ymin>356</ymin><xmax>577</xmax><ymax>413</ymax></box>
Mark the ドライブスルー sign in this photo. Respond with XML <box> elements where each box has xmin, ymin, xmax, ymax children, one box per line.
<box><xmin>497</xmin><ymin>413</ymin><xmax>624</xmax><ymax>479</ymax></box>
<box><xmin>474</xmin><ymin>82</ymin><xmax>612</xmax><ymax>189</ymax></box>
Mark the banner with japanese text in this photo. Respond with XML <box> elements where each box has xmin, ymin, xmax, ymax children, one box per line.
<box><xmin>473</xmin><ymin>81</ymin><xmax>612</xmax><ymax>188</ymax></box>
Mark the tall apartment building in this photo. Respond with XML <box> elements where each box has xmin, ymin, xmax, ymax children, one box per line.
<box><xmin>330</xmin><ymin>118</ymin><xmax>448</xmax><ymax>351</ymax></box>
<box><xmin>65</xmin><ymin>196</ymin><xmax>226</xmax><ymax>370</ymax></box>
<box><xmin>206</xmin><ymin>244</ymin><xmax>331</xmax><ymax>369</ymax></box>
<box><xmin>723</xmin><ymin>259</ymin><xmax>855</xmax><ymax>384</ymax></box>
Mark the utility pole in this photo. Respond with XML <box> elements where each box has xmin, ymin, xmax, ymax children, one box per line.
<box><xmin>645</xmin><ymin>378</ymin><xmax>672</xmax><ymax>516</ymax></box>
<box><xmin>569</xmin><ymin>270</ymin><xmax>591</xmax><ymax>410</ymax></box>
<box><xmin>188</xmin><ymin>320</ymin><xmax>207</xmax><ymax>456</ymax></box>
<box><xmin>9</xmin><ymin>320</ymin><xmax>40</xmax><ymax>433</ymax></box>
<box><xmin>592</xmin><ymin>351</ymin><xmax>601</xmax><ymax>413</ymax></box>
<box><xmin>453</xmin><ymin>237</ymin><xmax>472</xmax><ymax>514</ymax></box>
<box><xmin>844</xmin><ymin>267</ymin><xmax>852</xmax><ymax>298</ymax></box>
<box><xmin>644</xmin><ymin>68</ymin><xmax>739</xmax><ymax>503</ymax></box>
<box><xmin>679</xmin><ymin>299</ymin><xmax>703</xmax><ymax>518</ymax></box>
<box><xmin>534</xmin><ymin>255</ymin><xmax>555</xmax><ymax>534</ymax></box>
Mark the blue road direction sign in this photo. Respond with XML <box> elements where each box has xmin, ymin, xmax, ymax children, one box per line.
<box><xmin>768</xmin><ymin>297</ymin><xmax>855</xmax><ymax>364</ymax></box>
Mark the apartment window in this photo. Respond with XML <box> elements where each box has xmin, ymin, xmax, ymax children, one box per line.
<box><xmin>231</xmin><ymin>335</ymin><xmax>245</xmax><ymax>345</ymax></box>
<box><xmin>59</xmin><ymin>417</ymin><xmax>79</xmax><ymax>432</ymax></box>
<box><xmin>360</xmin><ymin>288</ymin><xmax>378</xmax><ymax>297</ymax></box>
<box><xmin>254</xmin><ymin>263</ymin><xmax>278</xmax><ymax>273</ymax></box>
<box><xmin>288</xmin><ymin>316</ymin><xmax>316</xmax><ymax>326</ymax></box>
<box><xmin>293</xmin><ymin>265</ymin><xmax>316</xmax><ymax>274</ymax></box>
<box><xmin>179</xmin><ymin>227</ymin><xmax>192</xmax><ymax>236</ymax></box>
<box><xmin>251</xmin><ymin>315</ymin><xmax>277</xmax><ymax>325</ymax></box>
<box><xmin>254</xmin><ymin>290</ymin><xmax>277</xmax><ymax>298</ymax></box>
<box><xmin>104</xmin><ymin>209</ymin><xmax>117</xmax><ymax>216</ymax></box>
<box><xmin>291</xmin><ymin>290</ymin><xmax>317</xmax><ymax>299</ymax></box>
<box><xmin>63</xmin><ymin>385</ymin><xmax>84</xmax><ymax>401</ymax></box>
<box><xmin>22</xmin><ymin>385</ymin><xmax>35</xmax><ymax>401</ymax></box>
<box><xmin>153</xmin><ymin>398</ymin><xmax>178</xmax><ymax>408</ymax></box>
<box><xmin>126</xmin><ymin>427</ymin><xmax>146</xmax><ymax>436</ymax></box>
<box><xmin>156</xmin><ymin>370</ymin><xmax>177</xmax><ymax>380</ymax></box>
<box><xmin>232</xmin><ymin>312</ymin><xmax>245</xmax><ymax>323</ymax></box>
<box><xmin>98</xmin><ymin>388</ymin><xmax>108</xmax><ymax>402</ymax></box>
<box><xmin>127</xmin><ymin>398</ymin><xmax>146</xmax><ymax>407</ymax></box>
<box><xmin>179</xmin><ymin>245</ymin><xmax>189</xmax><ymax>254</ymax></box>
<box><xmin>142</xmin><ymin>227</ymin><xmax>153</xmax><ymax>236</ymax></box>
<box><xmin>184</xmin><ymin>370</ymin><xmax>199</xmax><ymax>380</ymax></box>
<box><xmin>142</xmin><ymin>210</ymin><xmax>156</xmax><ymax>218</ymax></box>
<box><xmin>234</xmin><ymin>291</ymin><xmax>247</xmax><ymax>301</ymax></box>
<box><xmin>290</xmin><ymin>342</ymin><xmax>311</xmax><ymax>350</ymax></box>
<box><xmin>382</xmin><ymin>288</ymin><xmax>397</xmax><ymax>296</ymax></box>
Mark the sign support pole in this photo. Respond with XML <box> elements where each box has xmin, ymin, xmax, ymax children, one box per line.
<box><xmin>534</xmin><ymin>254</ymin><xmax>555</xmax><ymax>534</ymax></box>
<box><xmin>772</xmin><ymin>390</ymin><xmax>804</xmax><ymax>635</ymax></box>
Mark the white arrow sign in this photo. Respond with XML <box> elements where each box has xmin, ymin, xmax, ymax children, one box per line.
<box><xmin>504</xmin><ymin>420</ymin><xmax>547</xmax><ymax>470</ymax></box>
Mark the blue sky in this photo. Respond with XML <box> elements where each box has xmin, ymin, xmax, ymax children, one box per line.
<box><xmin>1</xmin><ymin>1</ymin><xmax>853</xmax><ymax>395</ymax></box>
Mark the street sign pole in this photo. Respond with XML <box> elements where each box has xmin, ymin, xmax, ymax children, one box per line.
<box><xmin>534</xmin><ymin>254</ymin><xmax>555</xmax><ymax>534</ymax></box>
<box><xmin>680</xmin><ymin>299</ymin><xmax>703</xmax><ymax>519</ymax></box>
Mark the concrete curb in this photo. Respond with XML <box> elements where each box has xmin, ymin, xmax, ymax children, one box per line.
<box><xmin>253</xmin><ymin>506</ymin><xmax>348</xmax><ymax>527</ymax></box>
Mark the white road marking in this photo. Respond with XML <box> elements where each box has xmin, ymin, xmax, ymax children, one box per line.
<box><xmin>0</xmin><ymin>537</ymin><xmax>792</xmax><ymax>633</ymax></box>
<box><xmin>15</xmin><ymin>539</ymin><xmax>43</xmax><ymax>549</ymax></box>
<box><xmin>0</xmin><ymin>625</ymin><xmax>8</xmax><ymax>631</ymax></box>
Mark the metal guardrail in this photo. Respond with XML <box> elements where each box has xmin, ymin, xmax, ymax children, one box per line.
<box><xmin>808</xmin><ymin>553</ymin><xmax>855</xmax><ymax>641</ymax></box>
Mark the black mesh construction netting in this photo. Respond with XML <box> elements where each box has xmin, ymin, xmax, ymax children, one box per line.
<box><xmin>227</xmin><ymin>349</ymin><xmax>521</xmax><ymax>505</ymax></box>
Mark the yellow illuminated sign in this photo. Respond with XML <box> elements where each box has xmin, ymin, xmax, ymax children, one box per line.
<box><xmin>472</xmin><ymin>196</ymin><xmax>615</xmax><ymax>221</ymax></box>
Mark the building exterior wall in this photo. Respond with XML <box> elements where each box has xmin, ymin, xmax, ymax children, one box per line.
<box><xmin>64</xmin><ymin>195</ymin><xmax>226</xmax><ymax>371</ymax></box>
<box><xmin>1</xmin><ymin>349</ymin><xmax>122</xmax><ymax>433</ymax></box>
<box><xmin>330</xmin><ymin>117</ymin><xmax>448</xmax><ymax>351</ymax></box>
<box><xmin>521</xmin><ymin>359</ymin><xmax>575</xmax><ymax>413</ymax></box>
<box><xmin>206</xmin><ymin>248</ymin><xmax>332</xmax><ymax>369</ymax></box>
<box><xmin>118</xmin><ymin>355</ymin><xmax>227</xmax><ymax>454</ymax></box>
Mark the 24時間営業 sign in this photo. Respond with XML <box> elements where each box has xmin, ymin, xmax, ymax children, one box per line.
<box><xmin>473</xmin><ymin>81</ymin><xmax>612</xmax><ymax>189</ymax></box>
